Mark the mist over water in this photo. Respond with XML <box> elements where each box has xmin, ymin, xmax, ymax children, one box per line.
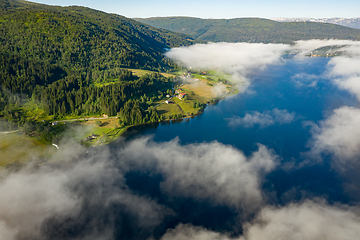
<box><xmin>114</xmin><ymin>55</ymin><xmax>360</xmax><ymax>236</ymax></box>
<box><xmin>3</xmin><ymin>41</ymin><xmax>360</xmax><ymax>240</ymax></box>
<box><xmin>125</xmin><ymin>57</ymin><xmax>357</xmax><ymax>158</ymax></box>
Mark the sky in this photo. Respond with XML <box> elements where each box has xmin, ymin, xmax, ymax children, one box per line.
<box><xmin>29</xmin><ymin>0</ymin><xmax>360</xmax><ymax>19</ymax></box>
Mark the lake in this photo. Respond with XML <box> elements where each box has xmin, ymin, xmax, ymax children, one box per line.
<box><xmin>109</xmin><ymin>56</ymin><xmax>358</xmax><ymax>237</ymax></box>
<box><xmin>121</xmin><ymin>57</ymin><xmax>356</xmax><ymax>161</ymax></box>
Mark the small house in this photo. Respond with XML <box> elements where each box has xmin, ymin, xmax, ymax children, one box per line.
<box><xmin>84</xmin><ymin>134</ymin><xmax>100</xmax><ymax>141</ymax></box>
<box><xmin>178</xmin><ymin>93</ymin><xmax>187</xmax><ymax>99</ymax></box>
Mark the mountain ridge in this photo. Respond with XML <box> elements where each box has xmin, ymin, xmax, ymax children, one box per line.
<box><xmin>136</xmin><ymin>16</ymin><xmax>360</xmax><ymax>43</ymax></box>
<box><xmin>271</xmin><ymin>17</ymin><xmax>360</xmax><ymax>29</ymax></box>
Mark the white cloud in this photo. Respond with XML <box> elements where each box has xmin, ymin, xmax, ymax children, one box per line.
<box><xmin>306</xmin><ymin>106</ymin><xmax>360</xmax><ymax>199</ymax></box>
<box><xmin>165</xmin><ymin>40</ymin><xmax>360</xmax><ymax>97</ymax></box>
<box><xmin>292</xmin><ymin>39</ymin><xmax>360</xmax><ymax>57</ymax></box>
<box><xmin>166</xmin><ymin>42</ymin><xmax>289</xmax><ymax>84</ymax></box>
<box><xmin>4</xmin><ymin>40</ymin><xmax>360</xmax><ymax>240</ymax></box>
<box><xmin>290</xmin><ymin>41</ymin><xmax>360</xmax><ymax>100</ymax></box>
<box><xmin>160</xmin><ymin>223</ymin><xmax>232</xmax><ymax>240</ymax></box>
<box><xmin>291</xmin><ymin>73</ymin><xmax>319</xmax><ymax>88</ymax></box>
<box><xmin>227</xmin><ymin>108</ymin><xmax>296</xmax><ymax>128</ymax></box>
<box><xmin>0</xmin><ymin>165</ymin><xmax>80</xmax><ymax>240</ymax></box>
<box><xmin>309</xmin><ymin>106</ymin><xmax>360</xmax><ymax>162</ymax></box>
<box><xmin>0</xmin><ymin>135</ymin><xmax>279</xmax><ymax>240</ymax></box>
<box><xmin>328</xmin><ymin>57</ymin><xmax>360</xmax><ymax>77</ymax></box>
<box><xmin>0</xmin><ymin>145</ymin><xmax>171</xmax><ymax>240</ymax></box>
<box><xmin>327</xmin><ymin>56</ymin><xmax>360</xmax><ymax>100</ymax></box>
<box><xmin>160</xmin><ymin>201</ymin><xmax>360</xmax><ymax>240</ymax></box>
<box><xmin>241</xmin><ymin>200</ymin><xmax>360</xmax><ymax>240</ymax></box>
<box><xmin>118</xmin><ymin>137</ymin><xmax>278</xmax><ymax>212</ymax></box>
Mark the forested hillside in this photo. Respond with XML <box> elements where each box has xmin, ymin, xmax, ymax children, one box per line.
<box><xmin>0</xmin><ymin>0</ymin><xmax>194</xmax><ymax>134</ymax></box>
<box><xmin>136</xmin><ymin>17</ymin><xmax>360</xmax><ymax>43</ymax></box>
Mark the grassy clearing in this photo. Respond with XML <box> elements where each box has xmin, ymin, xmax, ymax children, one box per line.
<box><xmin>102</xmin><ymin>126</ymin><xmax>129</xmax><ymax>144</ymax></box>
<box><xmin>0</xmin><ymin>133</ymin><xmax>53</xmax><ymax>167</ymax></box>
<box><xmin>182</xmin><ymin>79</ymin><xmax>229</xmax><ymax>99</ymax></box>
<box><xmin>81</xmin><ymin>126</ymin><xmax>129</xmax><ymax>147</ymax></box>
<box><xmin>154</xmin><ymin>69</ymin><xmax>235</xmax><ymax>119</ymax></box>
<box><xmin>207</xmin><ymin>70</ymin><xmax>234</xmax><ymax>81</ymax></box>
<box><xmin>156</xmin><ymin>101</ymin><xmax>184</xmax><ymax>117</ymax></box>
<box><xmin>126</xmin><ymin>68</ymin><xmax>176</xmax><ymax>78</ymax></box>
<box><xmin>93</xmin><ymin>81</ymin><xmax>118</xmax><ymax>87</ymax></box>
<box><xmin>182</xmin><ymin>80</ymin><xmax>215</xmax><ymax>98</ymax></box>
<box><xmin>78</xmin><ymin>118</ymin><xmax>118</xmax><ymax>138</ymax></box>
<box><xmin>191</xmin><ymin>73</ymin><xmax>220</xmax><ymax>83</ymax></box>
<box><xmin>91</xmin><ymin>68</ymin><xmax>176</xmax><ymax>87</ymax></box>
<box><xmin>155</xmin><ymin>92</ymin><xmax>205</xmax><ymax>118</ymax></box>
<box><xmin>76</xmin><ymin>118</ymin><xmax>132</xmax><ymax>147</ymax></box>
<box><xmin>172</xmin><ymin>97</ymin><xmax>199</xmax><ymax>115</ymax></box>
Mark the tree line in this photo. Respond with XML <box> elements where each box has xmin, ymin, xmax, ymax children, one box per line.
<box><xmin>0</xmin><ymin>1</ymin><xmax>195</xmax><ymax>136</ymax></box>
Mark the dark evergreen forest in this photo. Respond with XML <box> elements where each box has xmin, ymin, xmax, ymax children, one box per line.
<box><xmin>0</xmin><ymin>0</ymin><xmax>194</xmax><ymax>132</ymax></box>
<box><xmin>136</xmin><ymin>17</ymin><xmax>360</xmax><ymax>43</ymax></box>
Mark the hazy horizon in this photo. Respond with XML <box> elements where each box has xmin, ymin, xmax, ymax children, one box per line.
<box><xmin>28</xmin><ymin>0</ymin><xmax>360</xmax><ymax>19</ymax></box>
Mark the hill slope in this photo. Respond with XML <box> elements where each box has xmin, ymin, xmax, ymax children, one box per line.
<box><xmin>0</xmin><ymin>0</ymin><xmax>195</xmax><ymax>132</ymax></box>
<box><xmin>271</xmin><ymin>17</ymin><xmax>360</xmax><ymax>30</ymax></box>
<box><xmin>0</xmin><ymin>0</ymin><xmax>194</xmax><ymax>76</ymax></box>
<box><xmin>136</xmin><ymin>17</ymin><xmax>360</xmax><ymax>43</ymax></box>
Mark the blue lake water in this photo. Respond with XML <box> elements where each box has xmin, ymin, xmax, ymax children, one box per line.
<box><xmin>109</xmin><ymin>57</ymin><xmax>358</xmax><ymax>236</ymax></box>
<box><xmin>124</xmin><ymin>57</ymin><xmax>357</xmax><ymax>159</ymax></box>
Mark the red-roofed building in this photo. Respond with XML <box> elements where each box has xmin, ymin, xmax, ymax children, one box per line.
<box><xmin>175</xmin><ymin>88</ymin><xmax>183</xmax><ymax>94</ymax></box>
<box><xmin>178</xmin><ymin>93</ymin><xmax>187</xmax><ymax>99</ymax></box>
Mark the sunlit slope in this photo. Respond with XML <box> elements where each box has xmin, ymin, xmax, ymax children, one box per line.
<box><xmin>136</xmin><ymin>17</ymin><xmax>360</xmax><ymax>43</ymax></box>
<box><xmin>0</xmin><ymin>0</ymin><xmax>195</xmax><ymax>78</ymax></box>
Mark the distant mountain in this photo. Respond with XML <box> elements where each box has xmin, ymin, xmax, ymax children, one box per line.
<box><xmin>136</xmin><ymin>17</ymin><xmax>360</xmax><ymax>43</ymax></box>
<box><xmin>271</xmin><ymin>17</ymin><xmax>360</xmax><ymax>30</ymax></box>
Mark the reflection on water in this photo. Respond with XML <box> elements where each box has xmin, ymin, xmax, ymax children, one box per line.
<box><xmin>109</xmin><ymin>57</ymin><xmax>357</xmax><ymax>237</ymax></box>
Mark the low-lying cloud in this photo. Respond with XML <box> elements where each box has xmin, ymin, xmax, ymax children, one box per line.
<box><xmin>160</xmin><ymin>200</ymin><xmax>360</xmax><ymax>240</ymax></box>
<box><xmin>293</xmin><ymin>40</ymin><xmax>360</xmax><ymax>101</ymax></box>
<box><xmin>291</xmin><ymin>73</ymin><xmax>319</xmax><ymax>88</ymax></box>
<box><xmin>308</xmin><ymin>106</ymin><xmax>360</xmax><ymax>163</ymax></box>
<box><xmin>327</xmin><ymin>57</ymin><xmax>360</xmax><ymax>100</ymax></box>
<box><xmin>166</xmin><ymin>40</ymin><xmax>360</xmax><ymax>95</ymax></box>
<box><xmin>291</xmin><ymin>39</ymin><xmax>360</xmax><ymax>56</ymax></box>
<box><xmin>118</xmin><ymin>137</ymin><xmax>278</xmax><ymax>212</ymax></box>
<box><xmin>0</xmin><ymin>135</ymin><xmax>280</xmax><ymax>240</ymax></box>
<box><xmin>307</xmin><ymin>106</ymin><xmax>360</xmax><ymax>199</ymax></box>
<box><xmin>166</xmin><ymin>42</ymin><xmax>289</xmax><ymax>84</ymax></box>
<box><xmin>3</xmin><ymin>40</ymin><xmax>360</xmax><ymax>240</ymax></box>
<box><xmin>227</xmin><ymin>108</ymin><xmax>296</xmax><ymax>128</ymax></box>
<box><xmin>241</xmin><ymin>200</ymin><xmax>360</xmax><ymax>240</ymax></box>
<box><xmin>0</xmin><ymin>144</ymin><xmax>172</xmax><ymax>240</ymax></box>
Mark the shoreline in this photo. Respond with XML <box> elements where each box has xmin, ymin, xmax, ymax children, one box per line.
<box><xmin>88</xmin><ymin>98</ymin><xmax>219</xmax><ymax>147</ymax></box>
<box><xmin>83</xmin><ymin>71</ymin><xmax>241</xmax><ymax>147</ymax></box>
<box><xmin>88</xmin><ymin>82</ymin><xmax>241</xmax><ymax>147</ymax></box>
<box><xmin>0</xmin><ymin>74</ymin><xmax>239</xmax><ymax>166</ymax></box>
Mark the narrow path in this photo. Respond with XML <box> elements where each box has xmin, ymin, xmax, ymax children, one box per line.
<box><xmin>57</xmin><ymin>116</ymin><xmax>117</xmax><ymax>122</ymax></box>
<box><xmin>0</xmin><ymin>129</ymin><xmax>20</xmax><ymax>135</ymax></box>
